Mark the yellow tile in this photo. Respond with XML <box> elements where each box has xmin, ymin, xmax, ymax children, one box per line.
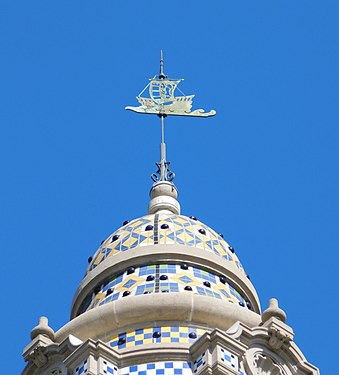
<box><xmin>111</xmin><ymin>249</ymin><xmax>120</xmax><ymax>256</ymax></box>
<box><xmin>119</xmin><ymin>229</ymin><xmax>130</xmax><ymax>237</ymax></box>
<box><xmin>175</xmin><ymin>217</ymin><xmax>188</xmax><ymax>224</ymax></box>
<box><xmin>143</xmin><ymin>338</ymin><xmax>152</xmax><ymax>344</ymax></box>
<box><xmin>121</xmin><ymin>236</ymin><xmax>138</xmax><ymax>248</ymax></box>
<box><xmin>177</xmin><ymin>232</ymin><xmax>187</xmax><ymax>242</ymax></box>
<box><xmin>185</xmin><ymin>232</ymin><xmax>195</xmax><ymax>242</ymax></box>
<box><xmin>174</xmin><ymin>223</ymin><xmax>183</xmax><ymax>231</ymax></box>
<box><xmin>195</xmin><ymin>243</ymin><xmax>205</xmax><ymax>251</ymax></box>
<box><xmin>161</xmin><ymin>337</ymin><xmax>171</xmax><ymax>343</ymax></box>
<box><xmin>171</xmin><ymin>332</ymin><xmax>180</xmax><ymax>338</ymax></box>
<box><xmin>94</xmin><ymin>253</ymin><xmax>105</xmax><ymax>265</ymax></box>
<box><xmin>214</xmin><ymin>244</ymin><xmax>226</xmax><ymax>256</ymax></box>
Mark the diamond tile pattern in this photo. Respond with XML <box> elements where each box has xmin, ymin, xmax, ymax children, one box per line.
<box><xmin>87</xmin><ymin>214</ymin><xmax>244</xmax><ymax>274</ymax></box>
<box><xmin>103</xmin><ymin>360</ymin><xmax>118</xmax><ymax>375</ymax></box>
<box><xmin>107</xmin><ymin>326</ymin><xmax>206</xmax><ymax>349</ymax></box>
<box><xmin>74</xmin><ymin>359</ymin><xmax>88</xmax><ymax>375</ymax></box>
<box><xmin>80</xmin><ymin>264</ymin><xmax>248</xmax><ymax>314</ymax></box>
<box><xmin>220</xmin><ymin>347</ymin><xmax>239</xmax><ymax>371</ymax></box>
<box><xmin>192</xmin><ymin>352</ymin><xmax>206</xmax><ymax>373</ymax></box>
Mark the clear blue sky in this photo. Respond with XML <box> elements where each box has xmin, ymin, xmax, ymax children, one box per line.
<box><xmin>1</xmin><ymin>1</ymin><xmax>337</xmax><ymax>373</ymax></box>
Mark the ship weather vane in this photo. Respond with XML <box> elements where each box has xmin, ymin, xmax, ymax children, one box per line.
<box><xmin>125</xmin><ymin>51</ymin><xmax>216</xmax><ymax>183</ymax></box>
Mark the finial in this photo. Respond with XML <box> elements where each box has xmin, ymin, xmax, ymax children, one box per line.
<box><xmin>31</xmin><ymin>316</ymin><xmax>55</xmax><ymax>341</ymax></box>
<box><xmin>159</xmin><ymin>50</ymin><xmax>166</xmax><ymax>79</ymax></box>
<box><xmin>148</xmin><ymin>180</ymin><xmax>180</xmax><ymax>215</ymax></box>
<box><xmin>262</xmin><ymin>298</ymin><xmax>287</xmax><ymax>323</ymax></box>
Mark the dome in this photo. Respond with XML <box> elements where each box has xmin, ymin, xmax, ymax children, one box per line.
<box><xmin>87</xmin><ymin>213</ymin><xmax>245</xmax><ymax>275</ymax></box>
<box><xmin>70</xmin><ymin>213</ymin><xmax>258</xmax><ymax>321</ymax></box>
<box><xmin>68</xmin><ymin>139</ymin><xmax>260</xmax><ymax>341</ymax></box>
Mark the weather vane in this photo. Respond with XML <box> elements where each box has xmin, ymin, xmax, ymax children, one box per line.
<box><xmin>126</xmin><ymin>51</ymin><xmax>216</xmax><ymax>183</ymax></box>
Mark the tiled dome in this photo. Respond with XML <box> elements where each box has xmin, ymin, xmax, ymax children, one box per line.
<box><xmin>87</xmin><ymin>214</ymin><xmax>245</xmax><ymax>275</ymax></box>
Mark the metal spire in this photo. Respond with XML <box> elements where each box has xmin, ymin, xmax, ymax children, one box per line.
<box><xmin>159</xmin><ymin>50</ymin><xmax>166</xmax><ymax>79</ymax></box>
<box><xmin>149</xmin><ymin>51</ymin><xmax>173</xmax><ymax>183</ymax></box>
<box><xmin>151</xmin><ymin>111</ymin><xmax>174</xmax><ymax>183</ymax></box>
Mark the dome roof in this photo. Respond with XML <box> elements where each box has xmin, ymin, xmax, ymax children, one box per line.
<box><xmin>87</xmin><ymin>214</ymin><xmax>245</xmax><ymax>275</ymax></box>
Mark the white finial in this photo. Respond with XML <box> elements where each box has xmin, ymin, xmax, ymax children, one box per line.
<box><xmin>148</xmin><ymin>181</ymin><xmax>180</xmax><ymax>215</ymax></box>
<box><xmin>30</xmin><ymin>316</ymin><xmax>55</xmax><ymax>341</ymax></box>
<box><xmin>262</xmin><ymin>298</ymin><xmax>287</xmax><ymax>323</ymax></box>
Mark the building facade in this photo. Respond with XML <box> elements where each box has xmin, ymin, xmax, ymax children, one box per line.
<box><xmin>22</xmin><ymin>60</ymin><xmax>319</xmax><ymax>375</ymax></box>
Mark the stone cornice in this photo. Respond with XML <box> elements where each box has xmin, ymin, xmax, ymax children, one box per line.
<box><xmin>57</xmin><ymin>293</ymin><xmax>261</xmax><ymax>343</ymax></box>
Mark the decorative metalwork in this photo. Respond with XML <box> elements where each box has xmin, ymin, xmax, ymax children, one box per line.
<box><xmin>125</xmin><ymin>51</ymin><xmax>216</xmax><ymax>182</ymax></box>
<box><xmin>125</xmin><ymin>52</ymin><xmax>216</xmax><ymax>118</ymax></box>
<box><xmin>151</xmin><ymin>160</ymin><xmax>175</xmax><ymax>182</ymax></box>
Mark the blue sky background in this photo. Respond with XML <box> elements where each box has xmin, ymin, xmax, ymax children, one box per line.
<box><xmin>1</xmin><ymin>1</ymin><xmax>338</xmax><ymax>373</ymax></box>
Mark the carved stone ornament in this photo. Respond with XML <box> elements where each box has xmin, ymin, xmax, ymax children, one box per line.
<box><xmin>28</xmin><ymin>346</ymin><xmax>48</xmax><ymax>368</ymax></box>
<box><xmin>252</xmin><ymin>354</ymin><xmax>283</xmax><ymax>375</ymax></box>
<box><xmin>269</xmin><ymin>327</ymin><xmax>292</xmax><ymax>350</ymax></box>
<box><xmin>244</xmin><ymin>349</ymin><xmax>291</xmax><ymax>375</ymax></box>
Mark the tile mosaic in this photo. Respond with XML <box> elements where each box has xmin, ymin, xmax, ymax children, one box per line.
<box><xmin>74</xmin><ymin>359</ymin><xmax>88</xmax><ymax>375</ymax></box>
<box><xmin>220</xmin><ymin>347</ymin><xmax>239</xmax><ymax>371</ymax></box>
<box><xmin>107</xmin><ymin>326</ymin><xmax>206</xmax><ymax>349</ymax></box>
<box><xmin>192</xmin><ymin>352</ymin><xmax>206</xmax><ymax>373</ymax></box>
<box><xmin>102</xmin><ymin>359</ymin><xmax>117</xmax><ymax>375</ymax></box>
<box><xmin>80</xmin><ymin>263</ymin><xmax>248</xmax><ymax>314</ymax></box>
<box><xmin>86</xmin><ymin>214</ymin><xmax>244</xmax><ymax>275</ymax></box>
<box><xmin>120</xmin><ymin>361</ymin><xmax>192</xmax><ymax>375</ymax></box>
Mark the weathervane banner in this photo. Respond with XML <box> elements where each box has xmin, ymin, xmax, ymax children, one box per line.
<box><xmin>125</xmin><ymin>54</ymin><xmax>216</xmax><ymax>118</ymax></box>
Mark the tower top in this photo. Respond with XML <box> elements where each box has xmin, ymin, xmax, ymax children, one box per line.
<box><xmin>125</xmin><ymin>52</ymin><xmax>216</xmax><ymax>214</ymax></box>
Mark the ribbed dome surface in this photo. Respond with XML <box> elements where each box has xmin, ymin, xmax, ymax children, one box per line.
<box><xmin>87</xmin><ymin>214</ymin><xmax>245</xmax><ymax>275</ymax></box>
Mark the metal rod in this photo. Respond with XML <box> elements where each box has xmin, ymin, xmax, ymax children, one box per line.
<box><xmin>159</xmin><ymin>50</ymin><xmax>166</xmax><ymax>79</ymax></box>
<box><xmin>160</xmin><ymin>115</ymin><xmax>166</xmax><ymax>180</ymax></box>
<box><xmin>161</xmin><ymin>115</ymin><xmax>165</xmax><ymax>145</ymax></box>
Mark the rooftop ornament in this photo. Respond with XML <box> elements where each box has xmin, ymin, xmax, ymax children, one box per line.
<box><xmin>126</xmin><ymin>51</ymin><xmax>216</xmax><ymax>184</ymax></box>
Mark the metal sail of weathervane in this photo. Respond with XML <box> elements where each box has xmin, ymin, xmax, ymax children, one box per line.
<box><xmin>125</xmin><ymin>51</ymin><xmax>216</xmax><ymax>183</ymax></box>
